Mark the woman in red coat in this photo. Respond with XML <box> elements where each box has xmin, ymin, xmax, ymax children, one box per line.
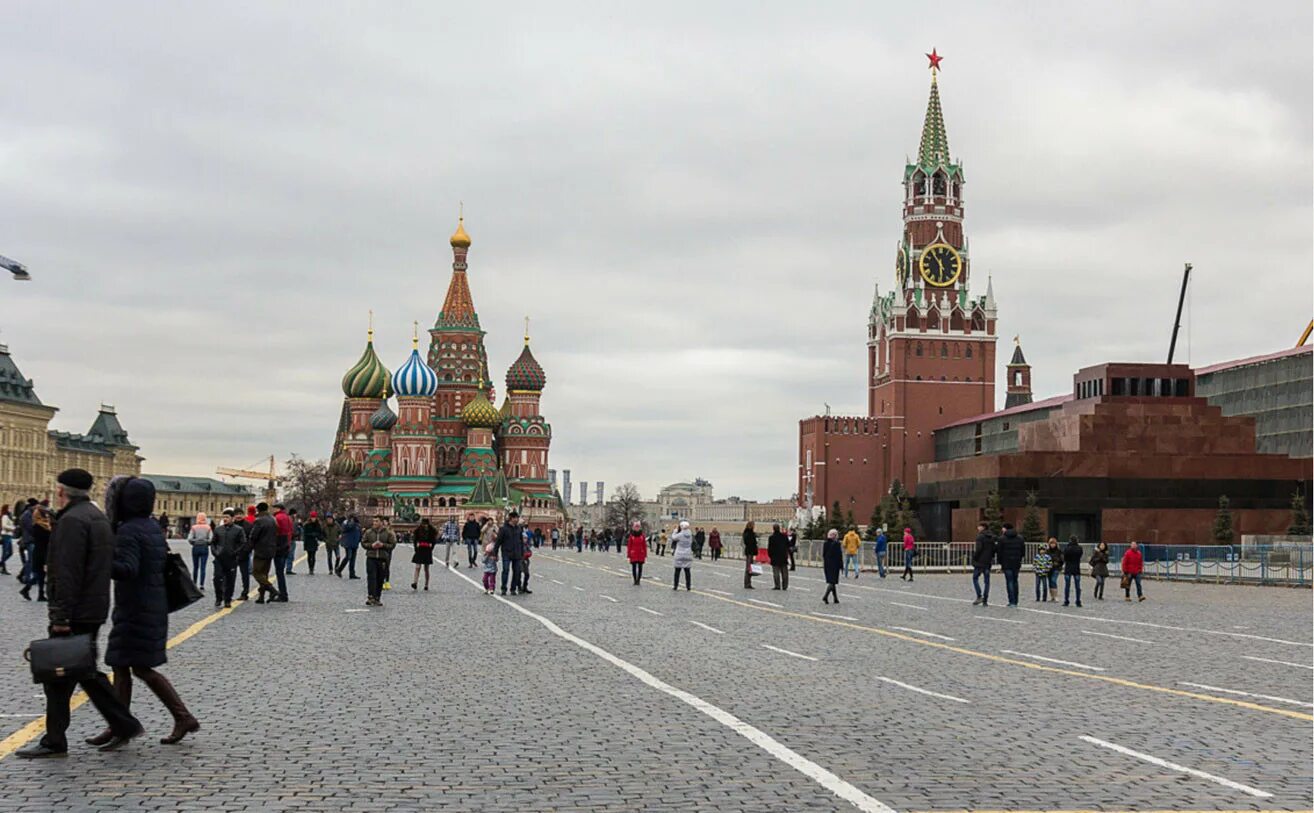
<box><xmin>1121</xmin><ymin>541</ymin><xmax>1145</xmax><ymax>602</ymax></box>
<box><xmin>626</xmin><ymin>521</ymin><xmax>648</xmax><ymax>585</ymax></box>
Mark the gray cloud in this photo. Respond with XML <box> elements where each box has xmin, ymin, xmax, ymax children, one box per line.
<box><xmin>1</xmin><ymin>1</ymin><xmax>1309</xmax><ymax>500</ymax></box>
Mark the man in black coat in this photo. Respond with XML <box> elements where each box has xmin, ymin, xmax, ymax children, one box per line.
<box><xmin>493</xmin><ymin>511</ymin><xmax>524</xmax><ymax>596</ymax></box>
<box><xmin>462</xmin><ymin>512</ymin><xmax>481</xmax><ymax>568</ymax></box>
<box><xmin>17</xmin><ymin>469</ymin><xmax>142</xmax><ymax>758</ymax></box>
<box><xmin>995</xmin><ymin>523</ymin><xmax>1025</xmax><ymax>608</ymax></box>
<box><xmin>211</xmin><ymin>509</ymin><xmax>245</xmax><ymax>608</ymax></box>
<box><xmin>1062</xmin><ymin>536</ymin><xmax>1084</xmax><ymax>607</ymax></box>
<box><xmin>767</xmin><ymin>524</ymin><xmax>791</xmax><ymax>590</ymax></box>
<box><xmin>971</xmin><ymin>522</ymin><xmax>996</xmax><ymax>607</ymax></box>
<box><xmin>248</xmin><ymin>503</ymin><xmax>279</xmax><ymax>604</ymax></box>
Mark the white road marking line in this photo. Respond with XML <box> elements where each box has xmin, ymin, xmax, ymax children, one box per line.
<box><xmin>761</xmin><ymin>644</ymin><xmax>818</xmax><ymax>662</ymax></box>
<box><xmin>812</xmin><ymin>611</ymin><xmax>858</xmax><ymax>621</ymax></box>
<box><xmin>600</xmin><ymin>595</ymin><xmax>618</xmax><ymax>603</ymax></box>
<box><xmin>792</xmin><ymin>586</ymin><xmax>812</xmax><ymax>592</ymax></box>
<box><xmin>1177</xmin><ymin>682</ymin><xmax>1313</xmax><ymax>708</ymax></box>
<box><xmin>1241</xmin><ymin>655</ymin><xmax>1313</xmax><ymax>670</ymax></box>
<box><xmin>0</xmin><ymin>714</ymin><xmax>39</xmax><ymax>718</ymax></box>
<box><xmin>688</xmin><ymin>621</ymin><xmax>726</xmax><ymax>635</ymax></box>
<box><xmin>1019</xmin><ymin>606</ymin><xmax>1312</xmax><ymax>648</ymax></box>
<box><xmin>747</xmin><ymin>598</ymin><xmax>784</xmax><ymax>608</ymax></box>
<box><xmin>705</xmin><ymin>588</ymin><xmax>733</xmax><ymax>596</ymax></box>
<box><xmin>889</xmin><ymin>626</ymin><xmax>954</xmax><ymax>641</ymax></box>
<box><xmin>973</xmin><ymin>615</ymin><xmax>1026</xmax><ymax>624</ymax></box>
<box><xmin>873</xmin><ymin>676</ymin><xmax>968</xmax><ymax>704</ymax></box>
<box><xmin>572</xmin><ymin>586</ymin><xmax>586</xmax><ymax>592</ymax></box>
<box><xmin>443</xmin><ymin>564</ymin><xmax>896</xmax><ymax>813</ymax></box>
<box><xmin>344</xmin><ymin>608</ymin><xmax>370</xmax><ymax>613</ymax></box>
<box><xmin>549</xmin><ymin>578</ymin><xmax>564</xmax><ymax>585</ymax></box>
<box><xmin>888</xmin><ymin>601</ymin><xmax>929</xmax><ymax>611</ymax></box>
<box><xmin>1079</xmin><ymin>735</ymin><xmax>1272</xmax><ymax>798</ymax></box>
<box><xmin>711</xmin><ymin>571</ymin><xmax>732</xmax><ymax>577</ymax></box>
<box><xmin>1081</xmin><ymin>630</ymin><xmax>1156</xmax><ymax>645</ymax></box>
<box><xmin>637</xmin><ymin>606</ymin><xmax>664</xmax><ymax>616</ymax></box>
<box><xmin>1002</xmin><ymin>650</ymin><xmax>1106</xmax><ymax>671</ymax></box>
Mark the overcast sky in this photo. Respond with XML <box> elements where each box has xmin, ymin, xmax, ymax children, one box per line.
<box><xmin>1</xmin><ymin>1</ymin><xmax>1310</xmax><ymax>501</ymax></box>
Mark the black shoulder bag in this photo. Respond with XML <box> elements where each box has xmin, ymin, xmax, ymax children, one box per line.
<box><xmin>164</xmin><ymin>551</ymin><xmax>203</xmax><ymax>612</ymax></box>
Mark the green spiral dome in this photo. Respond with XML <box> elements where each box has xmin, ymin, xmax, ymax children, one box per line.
<box><xmin>341</xmin><ymin>340</ymin><xmax>391</xmax><ymax>399</ymax></box>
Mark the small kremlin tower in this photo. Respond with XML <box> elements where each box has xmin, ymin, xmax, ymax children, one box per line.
<box><xmin>1004</xmin><ymin>336</ymin><xmax>1033</xmax><ymax>409</ymax></box>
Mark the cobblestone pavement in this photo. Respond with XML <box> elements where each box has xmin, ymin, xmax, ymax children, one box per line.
<box><xmin>0</xmin><ymin>543</ymin><xmax>1309</xmax><ymax>812</ymax></box>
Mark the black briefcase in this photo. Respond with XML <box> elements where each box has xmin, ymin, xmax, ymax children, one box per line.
<box><xmin>23</xmin><ymin>633</ymin><xmax>98</xmax><ymax>684</ymax></box>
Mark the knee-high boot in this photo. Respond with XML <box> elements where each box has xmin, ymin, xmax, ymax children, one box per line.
<box><xmin>137</xmin><ymin>668</ymin><xmax>199</xmax><ymax>744</ymax></box>
<box><xmin>86</xmin><ymin>668</ymin><xmax>133</xmax><ymax>746</ymax></box>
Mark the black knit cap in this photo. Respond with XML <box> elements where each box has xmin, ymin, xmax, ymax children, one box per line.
<box><xmin>56</xmin><ymin>468</ymin><xmax>94</xmax><ymax>490</ymax></box>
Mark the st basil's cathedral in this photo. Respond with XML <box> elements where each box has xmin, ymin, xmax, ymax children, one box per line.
<box><xmin>328</xmin><ymin>216</ymin><xmax>564</xmax><ymax>531</ymax></box>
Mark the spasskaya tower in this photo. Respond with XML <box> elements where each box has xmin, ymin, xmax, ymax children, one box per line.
<box><xmin>799</xmin><ymin>50</ymin><xmax>998</xmax><ymax>523</ymax></box>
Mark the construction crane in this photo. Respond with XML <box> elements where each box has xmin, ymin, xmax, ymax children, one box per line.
<box><xmin>1298</xmin><ymin>320</ymin><xmax>1312</xmax><ymax>348</ymax></box>
<box><xmin>1167</xmin><ymin>263</ymin><xmax>1191</xmax><ymax>364</ymax></box>
<box><xmin>216</xmin><ymin>455</ymin><xmax>282</xmax><ymax>505</ymax></box>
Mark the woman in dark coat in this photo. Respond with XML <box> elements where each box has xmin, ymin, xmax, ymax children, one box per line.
<box><xmin>741</xmin><ymin>521</ymin><xmax>759</xmax><ymax>589</ymax></box>
<box><xmin>88</xmin><ymin>476</ymin><xmax>198</xmax><ymax>748</ymax></box>
<box><xmin>1089</xmin><ymin>541</ymin><xmax>1110</xmax><ymax>600</ymax></box>
<box><xmin>411</xmin><ymin>517</ymin><xmax>436</xmax><ymax>591</ymax></box>
<box><xmin>822</xmin><ymin>529</ymin><xmax>843</xmax><ymax>604</ymax></box>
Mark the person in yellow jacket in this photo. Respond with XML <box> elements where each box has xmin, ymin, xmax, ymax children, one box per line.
<box><xmin>842</xmin><ymin>528</ymin><xmax>862</xmax><ymax>579</ymax></box>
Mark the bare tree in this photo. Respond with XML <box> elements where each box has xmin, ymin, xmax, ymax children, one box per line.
<box><xmin>282</xmin><ymin>455</ymin><xmax>347</xmax><ymax>517</ymax></box>
<box><xmin>604</xmin><ymin>482</ymin><xmax>645</xmax><ymax>531</ymax></box>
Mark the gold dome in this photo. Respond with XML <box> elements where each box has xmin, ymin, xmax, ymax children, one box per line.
<box><xmin>450</xmin><ymin>216</ymin><xmax>471</xmax><ymax>248</ymax></box>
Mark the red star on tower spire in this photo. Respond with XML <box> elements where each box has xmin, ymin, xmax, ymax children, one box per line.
<box><xmin>926</xmin><ymin>48</ymin><xmax>943</xmax><ymax>72</ymax></box>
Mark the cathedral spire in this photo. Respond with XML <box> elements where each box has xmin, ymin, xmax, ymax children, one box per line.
<box><xmin>917</xmin><ymin>51</ymin><xmax>951</xmax><ymax>168</ymax></box>
<box><xmin>435</xmin><ymin>210</ymin><xmax>480</xmax><ymax>331</ymax></box>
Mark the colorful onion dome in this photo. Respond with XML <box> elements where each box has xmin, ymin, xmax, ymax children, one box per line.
<box><xmin>370</xmin><ymin>400</ymin><xmax>398</xmax><ymax>431</ymax></box>
<box><xmin>461</xmin><ymin>385</ymin><xmax>500</xmax><ymax>429</ymax></box>
<box><xmin>499</xmin><ymin>397</ymin><xmax>512</xmax><ymax>418</ymax></box>
<box><xmin>450</xmin><ymin>215</ymin><xmax>471</xmax><ymax>248</ymax></box>
<box><xmin>341</xmin><ymin>325</ymin><xmax>391</xmax><ymax>399</ymax></box>
<box><xmin>392</xmin><ymin>332</ymin><xmax>438</xmax><ymax>397</ymax></box>
<box><xmin>506</xmin><ymin>342</ymin><xmax>546</xmax><ymax>392</ymax></box>
<box><xmin>330</xmin><ymin>454</ymin><xmax>362</xmax><ymax>478</ymax></box>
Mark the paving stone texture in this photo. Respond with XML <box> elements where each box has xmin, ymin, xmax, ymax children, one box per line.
<box><xmin>0</xmin><ymin>542</ymin><xmax>1309</xmax><ymax>812</ymax></box>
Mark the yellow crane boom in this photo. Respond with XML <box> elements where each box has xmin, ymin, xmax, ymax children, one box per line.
<box><xmin>1298</xmin><ymin>320</ymin><xmax>1313</xmax><ymax>348</ymax></box>
<box><xmin>216</xmin><ymin>455</ymin><xmax>281</xmax><ymax>504</ymax></box>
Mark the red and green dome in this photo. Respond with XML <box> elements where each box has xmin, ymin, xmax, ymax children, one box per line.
<box><xmin>505</xmin><ymin>343</ymin><xmax>546</xmax><ymax>392</ymax></box>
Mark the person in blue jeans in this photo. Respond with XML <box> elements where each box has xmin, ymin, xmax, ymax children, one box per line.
<box><xmin>187</xmin><ymin>514</ymin><xmax>212</xmax><ymax>590</ymax></box>
<box><xmin>995</xmin><ymin>523</ymin><xmax>1024</xmax><ymax>607</ymax></box>
<box><xmin>336</xmin><ymin>515</ymin><xmax>361</xmax><ymax>578</ymax></box>
<box><xmin>971</xmin><ymin>522</ymin><xmax>995</xmax><ymax>606</ymax></box>
<box><xmin>1033</xmin><ymin>547</ymin><xmax>1052</xmax><ymax>601</ymax></box>
<box><xmin>873</xmin><ymin>529</ymin><xmax>888</xmax><ymax>578</ymax></box>
<box><xmin>1061</xmin><ymin>536</ymin><xmax>1083</xmax><ymax>607</ymax></box>
<box><xmin>1044</xmin><ymin>537</ymin><xmax>1061</xmax><ymax>600</ymax></box>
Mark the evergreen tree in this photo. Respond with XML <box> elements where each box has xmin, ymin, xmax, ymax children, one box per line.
<box><xmin>982</xmin><ymin>489</ymin><xmax>1004</xmax><ymax>537</ymax></box>
<box><xmin>844</xmin><ymin>509</ymin><xmax>857</xmax><ymax>531</ymax></box>
<box><xmin>867</xmin><ymin>501</ymin><xmax>884</xmax><ymax>541</ymax></box>
<box><xmin>1289</xmin><ymin>492</ymin><xmax>1312</xmax><ymax>536</ymax></box>
<box><xmin>831</xmin><ymin>500</ymin><xmax>844</xmax><ymax>532</ymax></box>
<box><xmin>1021</xmin><ymin>491</ymin><xmax>1045</xmax><ymax>547</ymax></box>
<box><xmin>1212</xmin><ymin>495</ymin><xmax>1235</xmax><ymax>544</ymax></box>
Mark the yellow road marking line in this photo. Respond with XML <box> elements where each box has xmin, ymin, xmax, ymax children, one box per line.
<box><xmin>539</xmin><ymin>554</ymin><xmax>1314</xmax><ymax>722</ymax></box>
<box><xmin>0</xmin><ymin>554</ymin><xmax>305</xmax><ymax>761</ymax></box>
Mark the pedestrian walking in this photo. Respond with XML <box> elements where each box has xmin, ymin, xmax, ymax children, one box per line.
<box><xmin>1089</xmin><ymin>541</ymin><xmax>1110</xmax><ymax>600</ymax></box>
<box><xmin>272</xmin><ymin>503</ymin><xmax>292</xmax><ymax>600</ymax></box>
<box><xmin>249</xmin><ymin>503</ymin><xmax>279</xmax><ymax>604</ymax></box>
<box><xmin>520</xmin><ymin>545</ymin><xmax>533</xmax><ymax>594</ymax></box>
<box><xmin>626</xmin><ymin>521</ymin><xmax>647</xmax><ymax>585</ymax></box>
<box><xmin>655</xmin><ymin>529</ymin><xmax>667</xmax><ymax>557</ymax></box>
<box><xmin>874</xmin><ymin>527</ymin><xmax>888</xmax><ymax>578</ymax></box>
<box><xmin>337</xmin><ymin>514</ymin><xmax>362</xmax><ymax>578</ymax></box>
<box><xmin>362</xmin><ymin>516</ymin><xmax>396</xmax><ymax>606</ymax></box>
<box><xmin>494</xmin><ymin>511</ymin><xmax>526</xmax><ymax>596</ymax></box>
<box><xmin>822</xmin><ymin>529</ymin><xmax>842</xmax><ymax>604</ymax></box>
<box><xmin>481</xmin><ymin>541</ymin><xmax>497</xmax><ymax>594</ymax></box>
<box><xmin>322</xmin><ymin>514</ymin><xmax>341</xmax><ymax>574</ymax></box>
<box><xmin>787</xmin><ymin>528</ymin><xmax>798</xmax><ymax>571</ymax></box>
<box><xmin>1033</xmin><ymin>545</ymin><xmax>1052</xmax><ymax>602</ymax></box>
<box><xmin>1062</xmin><ymin>536</ymin><xmax>1083</xmax><ymax>607</ymax></box>
<box><xmin>462</xmin><ymin>513</ymin><xmax>481</xmax><ymax>567</ymax></box>
<box><xmin>211</xmin><ymin>509</ymin><xmax>243</xmax><ymax>608</ymax></box>
<box><xmin>1044</xmin><ymin>537</ymin><xmax>1061</xmax><ymax>601</ymax></box>
<box><xmin>741</xmin><ymin>521</ymin><xmax>759</xmax><ymax>589</ymax></box>
<box><xmin>0</xmin><ymin>503</ymin><xmax>15</xmax><ymax>575</ymax></box>
<box><xmin>16</xmin><ymin>469</ymin><xmax>143</xmax><ymax>759</ymax></box>
<box><xmin>842</xmin><ymin>527</ymin><xmax>861</xmax><ymax>578</ymax></box>
<box><xmin>20</xmin><ymin>499</ymin><xmax>52</xmax><ymax>601</ymax></box>
<box><xmin>971</xmin><ymin>522</ymin><xmax>995</xmax><ymax>606</ymax></box>
<box><xmin>302</xmin><ymin>512</ymin><xmax>323</xmax><ymax>575</ymax></box>
<box><xmin>85</xmin><ymin>476</ymin><xmax>199</xmax><ymax>748</ymax></box>
<box><xmin>235</xmin><ymin>505</ymin><xmax>256</xmax><ymax>597</ymax></box>
<box><xmin>285</xmin><ymin>508</ymin><xmax>300</xmax><ymax>575</ymax></box>
<box><xmin>900</xmin><ymin>528</ymin><xmax>916</xmax><ymax>582</ymax></box>
<box><xmin>768</xmin><ymin>523</ymin><xmax>790</xmax><ymax>590</ymax></box>
<box><xmin>693</xmin><ymin>527</ymin><xmax>706</xmax><ymax>560</ymax></box>
<box><xmin>440</xmin><ymin>515</ymin><xmax>459</xmax><ymax>570</ymax></box>
<box><xmin>411</xmin><ymin>517</ymin><xmax>436</xmax><ymax>590</ymax></box>
<box><xmin>670</xmin><ymin>521</ymin><xmax>694</xmax><ymax>591</ymax></box>
<box><xmin>709</xmin><ymin>527</ymin><xmax>722</xmax><ymax>561</ymax></box>
<box><xmin>1121</xmin><ymin>541</ymin><xmax>1145</xmax><ymax>601</ymax></box>
<box><xmin>996</xmin><ymin>523</ymin><xmax>1023</xmax><ymax>607</ymax></box>
<box><xmin>550</xmin><ymin>526</ymin><xmax>559</xmax><ymax>550</ymax></box>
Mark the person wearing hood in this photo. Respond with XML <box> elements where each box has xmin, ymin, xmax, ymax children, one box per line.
<box><xmin>302</xmin><ymin>512</ymin><xmax>324</xmax><ymax>575</ymax></box>
<box><xmin>1062</xmin><ymin>536</ymin><xmax>1084</xmax><ymax>607</ymax></box>
<box><xmin>336</xmin><ymin>515</ymin><xmax>362</xmax><ymax>578</ymax></box>
<box><xmin>767</xmin><ymin>523</ymin><xmax>790</xmax><ymax>590</ymax></box>
<box><xmin>211</xmin><ymin>509</ymin><xmax>245</xmax><ymax>608</ymax></box>
<box><xmin>16</xmin><ymin>469</ymin><xmax>143</xmax><ymax>759</ymax></box>
<box><xmin>187</xmin><ymin>512</ymin><xmax>212</xmax><ymax>591</ymax></box>
<box><xmin>822</xmin><ymin>529</ymin><xmax>842</xmax><ymax>604</ymax></box>
<box><xmin>86</xmin><ymin>476</ymin><xmax>199</xmax><ymax>749</ymax></box>
<box><xmin>670</xmin><ymin>521</ymin><xmax>694</xmax><ymax>591</ymax></box>
<box><xmin>248</xmin><ymin>503</ymin><xmax>280</xmax><ymax>603</ymax></box>
<box><xmin>971</xmin><ymin>522</ymin><xmax>995</xmax><ymax>606</ymax></box>
<box><xmin>626</xmin><ymin>521</ymin><xmax>647</xmax><ymax>585</ymax></box>
<box><xmin>995</xmin><ymin>523</ymin><xmax>1024</xmax><ymax>607</ymax></box>
<box><xmin>1089</xmin><ymin>541</ymin><xmax>1110</xmax><ymax>600</ymax></box>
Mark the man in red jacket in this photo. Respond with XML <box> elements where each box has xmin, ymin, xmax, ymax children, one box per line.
<box><xmin>272</xmin><ymin>503</ymin><xmax>293</xmax><ymax>602</ymax></box>
<box><xmin>1121</xmin><ymin>541</ymin><xmax>1145</xmax><ymax>602</ymax></box>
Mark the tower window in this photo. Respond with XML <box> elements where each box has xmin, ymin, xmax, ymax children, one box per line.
<box><xmin>1014</xmin><ymin>372</ymin><xmax>1022</xmax><ymax>386</ymax></box>
<box><xmin>915</xmin><ymin>343</ymin><xmax>923</xmax><ymax>357</ymax></box>
<box><xmin>941</xmin><ymin>343</ymin><xmax>948</xmax><ymax>358</ymax></box>
<box><xmin>966</xmin><ymin>346</ymin><xmax>973</xmax><ymax>359</ymax></box>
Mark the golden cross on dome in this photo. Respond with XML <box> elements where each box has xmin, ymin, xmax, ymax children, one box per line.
<box><xmin>368</xmin><ymin>309</ymin><xmax>374</xmax><ymax>341</ymax></box>
<box><xmin>1013</xmin><ymin>335</ymin><xmax>1020</xmax><ymax>346</ymax></box>
<box><xmin>412</xmin><ymin>321</ymin><xmax>419</xmax><ymax>348</ymax></box>
<box><xmin>524</xmin><ymin>315</ymin><xmax>531</xmax><ymax>345</ymax></box>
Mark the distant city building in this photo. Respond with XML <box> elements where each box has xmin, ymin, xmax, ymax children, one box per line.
<box><xmin>657</xmin><ymin>478</ymin><xmax>714</xmax><ymax>520</ymax></box>
<box><xmin>0</xmin><ymin>342</ymin><xmax>142</xmax><ymax>504</ymax></box>
<box><xmin>548</xmin><ymin>468</ymin><xmax>557</xmax><ymax>492</ymax></box>
<box><xmin>561</xmin><ymin>469</ymin><xmax>572</xmax><ymax>505</ymax></box>
<box><xmin>143</xmin><ymin>475</ymin><xmax>255</xmax><ymax>533</ymax></box>
<box><xmin>579</xmin><ymin>481</ymin><xmax>588</xmax><ymax>506</ymax></box>
<box><xmin>595</xmin><ymin>481</ymin><xmax>604</xmax><ymax>505</ymax></box>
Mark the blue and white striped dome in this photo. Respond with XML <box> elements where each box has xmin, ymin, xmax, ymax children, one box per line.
<box><xmin>391</xmin><ymin>347</ymin><xmax>438</xmax><ymax>397</ymax></box>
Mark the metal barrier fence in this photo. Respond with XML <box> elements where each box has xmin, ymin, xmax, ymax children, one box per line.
<box><xmin>760</xmin><ymin>538</ymin><xmax>1311</xmax><ymax>587</ymax></box>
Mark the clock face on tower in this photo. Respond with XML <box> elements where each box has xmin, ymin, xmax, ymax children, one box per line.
<box><xmin>918</xmin><ymin>243</ymin><xmax>962</xmax><ymax>287</ymax></box>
